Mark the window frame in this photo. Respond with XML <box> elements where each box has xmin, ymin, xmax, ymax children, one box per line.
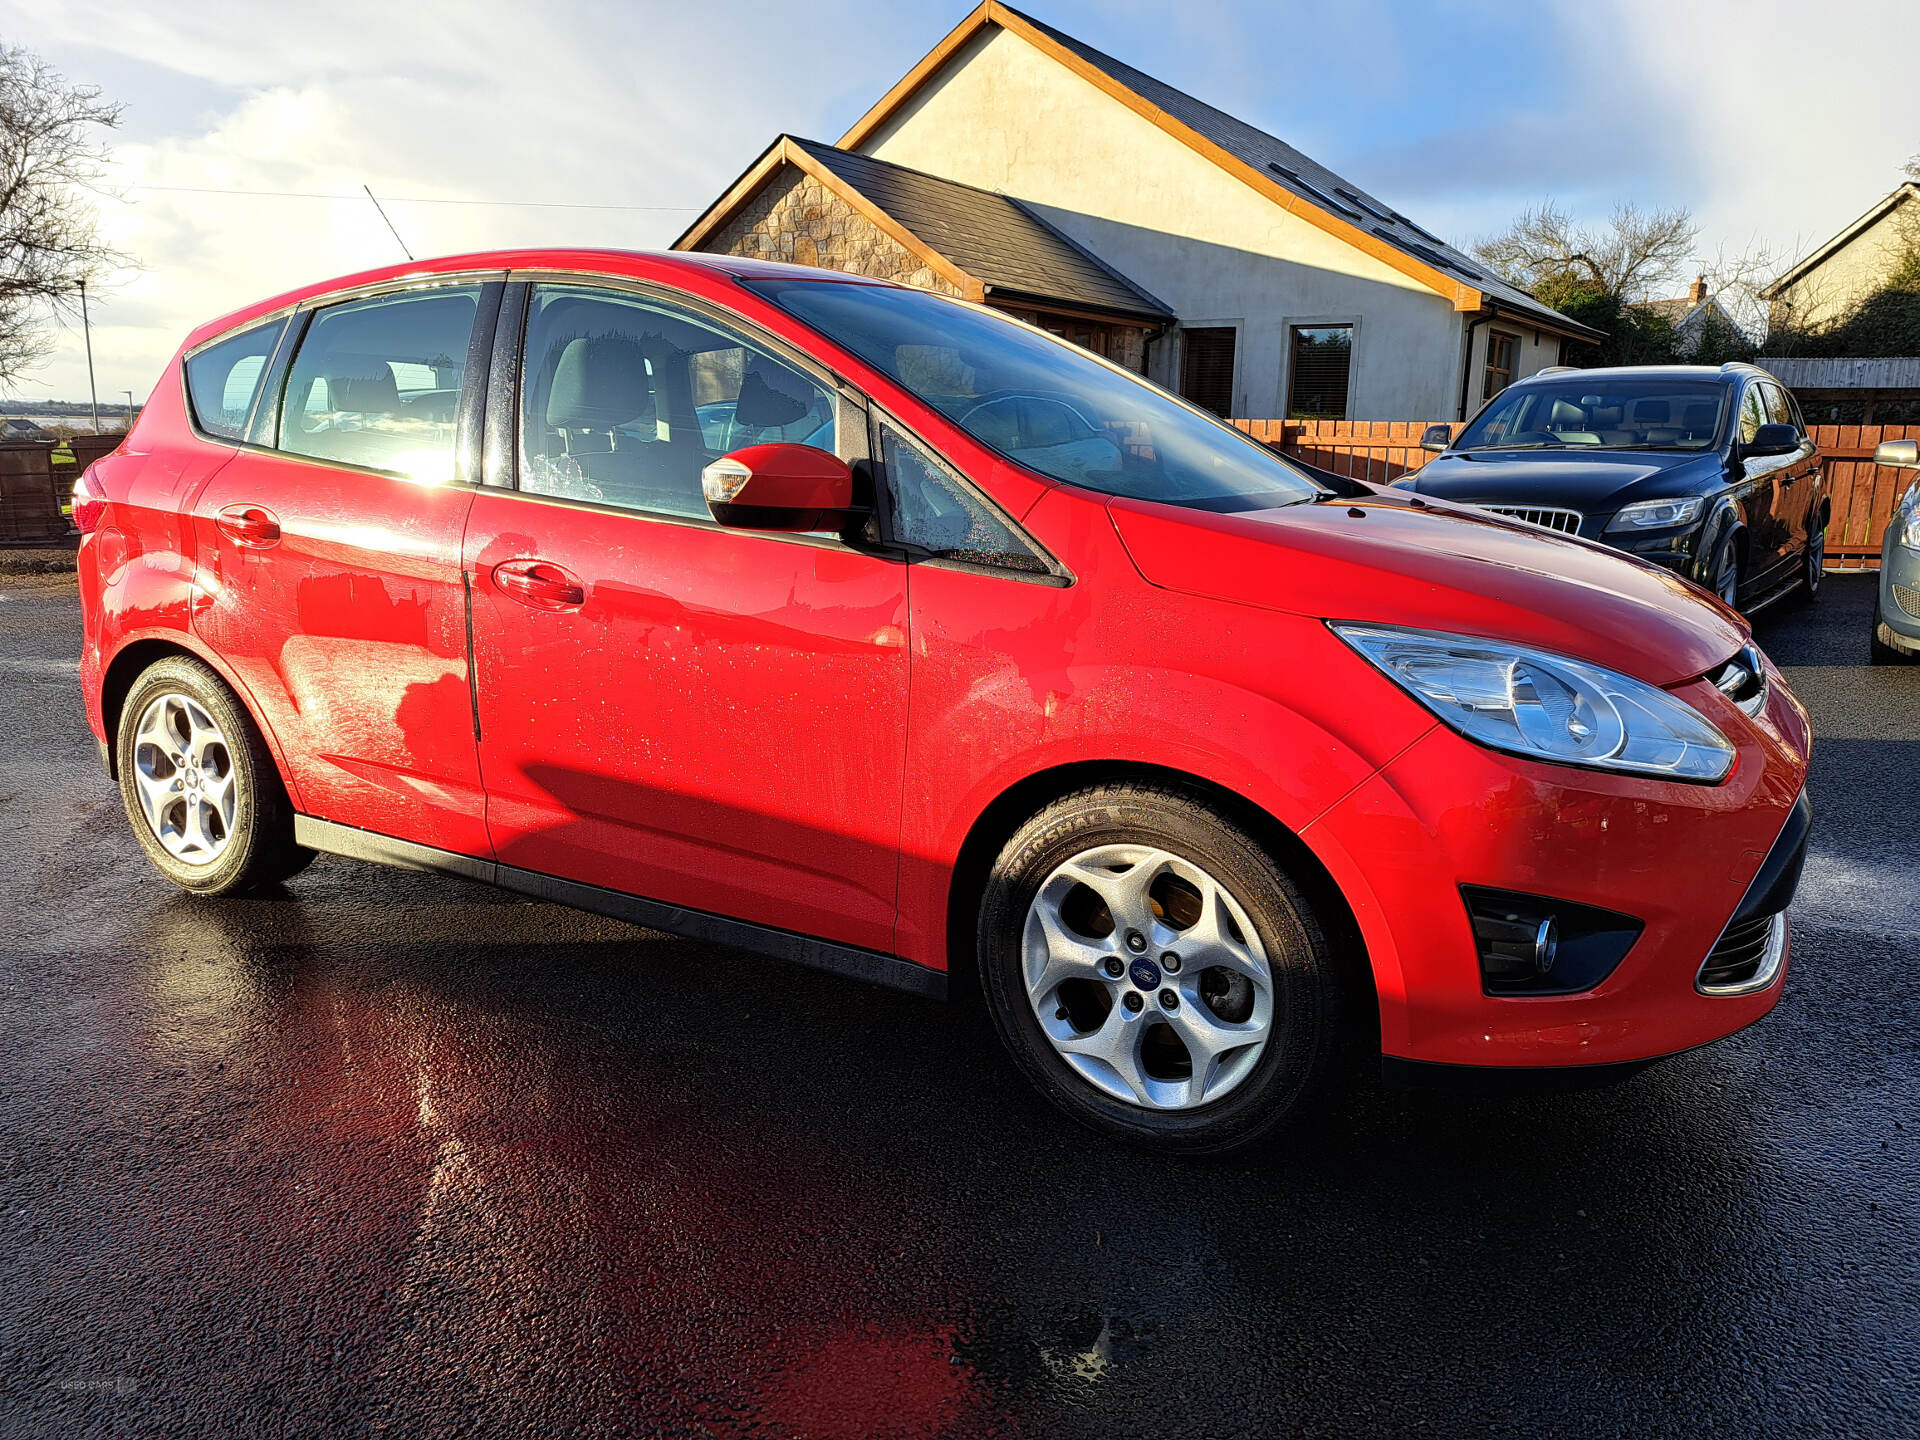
<box><xmin>866</xmin><ymin>403</ymin><xmax>1070</xmax><ymax>587</ymax></box>
<box><xmin>484</xmin><ymin>272</ymin><xmax>876</xmax><ymax>556</ymax></box>
<box><xmin>179</xmin><ymin>269</ymin><xmax>507</xmax><ymax>486</ymax></box>
<box><xmin>1285</xmin><ymin>319</ymin><xmax>1356</xmax><ymax>421</ymax></box>
<box><xmin>181</xmin><ymin>314</ymin><xmax>291</xmax><ymax>443</ymax></box>
<box><xmin>1482</xmin><ymin>330</ymin><xmax>1518</xmax><ymax>401</ymax></box>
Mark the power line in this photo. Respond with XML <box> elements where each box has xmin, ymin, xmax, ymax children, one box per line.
<box><xmin>119</xmin><ymin>182</ymin><xmax>703</xmax><ymax>212</ymax></box>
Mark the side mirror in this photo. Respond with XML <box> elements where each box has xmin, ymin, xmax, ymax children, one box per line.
<box><xmin>702</xmin><ymin>443</ymin><xmax>855</xmax><ymax>532</ymax></box>
<box><xmin>1742</xmin><ymin>423</ymin><xmax>1800</xmax><ymax>459</ymax></box>
<box><xmin>1875</xmin><ymin>438</ymin><xmax>1920</xmax><ymax>469</ymax></box>
<box><xmin>1421</xmin><ymin>423</ymin><xmax>1453</xmax><ymax>453</ymax></box>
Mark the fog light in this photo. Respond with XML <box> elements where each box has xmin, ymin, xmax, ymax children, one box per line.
<box><xmin>1461</xmin><ymin>887</ymin><xmax>1643</xmax><ymax>996</ymax></box>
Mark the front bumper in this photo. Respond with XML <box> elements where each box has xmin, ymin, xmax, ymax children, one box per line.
<box><xmin>1879</xmin><ymin>536</ymin><xmax>1920</xmax><ymax>651</ymax></box>
<box><xmin>1304</xmin><ymin>656</ymin><xmax>1812</xmax><ymax>1069</ymax></box>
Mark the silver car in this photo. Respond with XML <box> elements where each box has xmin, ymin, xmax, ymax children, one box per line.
<box><xmin>1874</xmin><ymin>438</ymin><xmax>1920</xmax><ymax>664</ymax></box>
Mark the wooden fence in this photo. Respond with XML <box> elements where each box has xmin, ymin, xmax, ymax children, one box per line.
<box><xmin>1232</xmin><ymin>418</ymin><xmax>1920</xmax><ymax>571</ymax></box>
<box><xmin>0</xmin><ymin>435</ymin><xmax>118</xmax><ymax>547</ymax></box>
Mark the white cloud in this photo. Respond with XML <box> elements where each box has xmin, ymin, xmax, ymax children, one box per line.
<box><xmin>4</xmin><ymin>0</ymin><xmax>1917</xmax><ymax>402</ymax></box>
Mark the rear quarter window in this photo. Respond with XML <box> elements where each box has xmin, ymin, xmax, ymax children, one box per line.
<box><xmin>184</xmin><ymin>319</ymin><xmax>287</xmax><ymax>440</ymax></box>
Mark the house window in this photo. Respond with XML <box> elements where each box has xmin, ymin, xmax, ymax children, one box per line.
<box><xmin>1483</xmin><ymin>331</ymin><xmax>1517</xmax><ymax>400</ymax></box>
<box><xmin>1287</xmin><ymin>325</ymin><xmax>1352</xmax><ymax>420</ymax></box>
<box><xmin>1179</xmin><ymin>327</ymin><xmax>1237</xmax><ymax>416</ymax></box>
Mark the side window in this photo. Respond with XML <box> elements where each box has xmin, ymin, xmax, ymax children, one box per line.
<box><xmin>185</xmin><ymin>319</ymin><xmax>286</xmax><ymax>441</ymax></box>
<box><xmin>879</xmin><ymin>422</ymin><xmax>1050</xmax><ymax>575</ymax></box>
<box><xmin>1738</xmin><ymin>385</ymin><xmax>1767</xmax><ymax>445</ymax></box>
<box><xmin>1761</xmin><ymin>382</ymin><xmax>1796</xmax><ymax>432</ymax></box>
<box><xmin>279</xmin><ymin>286</ymin><xmax>480</xmax><ymax>484</ymax></box>
<box><xmin>519</xmin><ymin>284</ymin><xmax>837</xmax><ymax>519</ymax></box>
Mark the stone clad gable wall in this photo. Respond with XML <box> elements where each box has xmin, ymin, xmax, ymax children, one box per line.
<box><xmin>704</xmin><ymin>168</ymin><xmax>964</xmax><ymax>298</ymax></box>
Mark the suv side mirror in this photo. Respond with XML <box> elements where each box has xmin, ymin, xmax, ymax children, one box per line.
<box><xmin>1742</xmin><ymin>423</ymin><xmax>1800</xmax><ymax>459</ymax></box>
<box><xmin>1421</xmin><ymin>423</ymin><xmax>1453</xmax><ymax>453</ymax></box>
<box><xmin>1875</xmin><ymin>438</ymin><xmax>1920</xmax><ymax>469</ymax></box>
<box><xmin>702</xmin><ymin>443</ymin><xmax>855</xmax><ymax>532</ymax></box>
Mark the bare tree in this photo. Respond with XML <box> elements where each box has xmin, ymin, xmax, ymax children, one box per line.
<box><xmin>0</xmin><ymin>45</ymin><xmax>126</xmax><ymax>386</ymax></box>
<box><xmin>1473</xmin><ymin>201</ymin><xmax>1698</xmax><ymax>302</ymax></box>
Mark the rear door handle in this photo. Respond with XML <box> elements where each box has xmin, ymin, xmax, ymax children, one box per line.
<box><xmin>491</xmin><ymin>558</ymin><xmax>585</xmax><ymax>610</ymax></box>
<box><xmin>215</xmin><ymin>504</ymin><xmax>281</xmax><ymax>548</ymax></box>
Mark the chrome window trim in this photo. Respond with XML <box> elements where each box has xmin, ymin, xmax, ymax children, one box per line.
<box><xmin>179</xmin><ymin>270</ymin><xmax>508</xmax><ymax>479</ymax></box>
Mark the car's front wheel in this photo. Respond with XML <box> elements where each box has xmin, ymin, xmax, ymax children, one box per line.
<box><xmin>115</xmin><ymin>656</ymin><xmax>312</xmax><ymax>895</ymax></box>
<box><xmin>1872</xmin><ymin>601</ymin><xmax>1915</xmax><ymax>665</ymax></box>
<box><xmin>1708</xmin><ymin>531</ymin><xmax>1742</xmax><ymax>611</ymax></box>
<box><xmin>1792</xmin><ymin>516</ymin><xmax>1826</xmax><ymax>605</ymax></box>
<box><xmin>978</xmin><ymin>784</ymin><xmax>1345</xmax><ymax>1154</ymax></box>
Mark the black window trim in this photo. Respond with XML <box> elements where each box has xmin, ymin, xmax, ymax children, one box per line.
<box><xmin>181</xmin><ymin>269</ymin><xmax>511</xmax><ymax>485</ymax></box>
<box><xmin>867</xmin><ymin>403</ymin><xmax>1072</xmax><ymax>588</ymax></box>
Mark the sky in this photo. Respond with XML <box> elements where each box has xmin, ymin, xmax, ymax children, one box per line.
<box><xmin>4</xmin><ymin>0</ymin><xmax>1916</xmax><ymax>403</ymax></box>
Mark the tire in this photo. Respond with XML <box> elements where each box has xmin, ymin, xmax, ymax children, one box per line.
<box><xmin>978</xmin><ymin>783</ymin><xmax>1345</xmax><ymax>1155</ymax></box>
<box><xmin>1791</xmin><ymin>514</ymin><xmax>1826</xmax><ymax>606</ymax></box>
<box><xmin>115</xmin><ymin>655</ymin><xmax>312</xmax><ymax>895</ymax></box>
<box><xmin>1708</xmin><ymin>531</ymin><xmax>1742</xmax><ymax>612</ymax></box>
<box><xmin>1872</xmin><ymin>601</ymin><xmax>1914</xmax><ymax>665</ymax></box>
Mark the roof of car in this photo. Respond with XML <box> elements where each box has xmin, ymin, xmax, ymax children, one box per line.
<box><xmin>185</xmin><ymin>248</ymin><xmax>897</xmax><ymax>348</ymax></box>
<box><xmin>1508</xmin><ymin>364</ymin><xmax>1755</xmax><ymax>385</ymax></box>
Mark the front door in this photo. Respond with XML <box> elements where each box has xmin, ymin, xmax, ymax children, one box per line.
<box><xmin>189</xmin><ymin>281</ymin><xmax>497</xmax><ymax>856</ymax></box>
<box><xmin>1733</xmin><ymin>380</ymin><xmax>1794</xmax><ymax>592</ymax></box>
<box><xmin>464</xmin><ymin>281</ymin><xmax>909</xmax><ymax>952</ymax></box>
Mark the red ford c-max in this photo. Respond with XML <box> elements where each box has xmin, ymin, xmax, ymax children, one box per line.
<box><xmin>74</xmin><ymin>250</ymin><xmax>1811</xmax><ymax>1152</ymax></box>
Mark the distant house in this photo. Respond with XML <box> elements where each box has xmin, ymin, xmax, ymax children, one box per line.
<box><xmin>677</xmin><ymin>2</ymin><xmax>1599</xmax><ymax>420</ymax></box>
<box><xmin>1760</xmin><ymin>181</ymin><xmax>1920</xmax><ymax>424</ymax></box>
<box><xmin>1765</xmin><ymin>182</ymin><xmax>1919</xmax><ymax>335</ymax></box>
<box><xmin>0</xmin><ymin>417</ymin><xmax>52</xmax><ymax>442</ymax></box>
<box><xmin>1632</xmin><ymin>277</ymin><xmax>1747</xmax><ymax>357</ymax></box>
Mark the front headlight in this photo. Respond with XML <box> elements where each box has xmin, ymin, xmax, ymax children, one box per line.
<box><xmin>1606</xmin><ymin>496</ymin><xmax>1706</xmax><ymax>531</ymax></box>
<box><xmin>1333</xmin><ymin>624</ymin><xmax>1735</xmax><ymax>782</ymax></box>
<box><xmin>1901</xmin><ymin>505</ymin><xmax>1920</xmax><ymax>554</ymax></box>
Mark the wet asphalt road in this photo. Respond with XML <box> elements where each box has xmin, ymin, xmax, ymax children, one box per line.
<box><xmin>2</xmin><ymin>571</ymin><xmax>1916</xmax><ymax>1439</ymax></box>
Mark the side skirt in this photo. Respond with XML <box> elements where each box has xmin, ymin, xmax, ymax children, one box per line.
<box><xmin>292</xmin><ymin>815</ymin><xmax>948</xmax><ymax>1001</ymax></box>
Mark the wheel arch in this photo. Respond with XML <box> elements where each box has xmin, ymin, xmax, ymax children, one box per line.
<box><xmin>942</xmin><ymin>759</ymin><xmax>1378</xmax><ymax>1042</ymax></box>
<box><xmin>98</xmin><ymin>635</ymin><xmax>294</xmax><ymax>796</ymax></box>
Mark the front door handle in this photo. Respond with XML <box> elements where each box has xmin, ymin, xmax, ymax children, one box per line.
<box><xmin>215</xmin><ymin>504</ymin><xmax>281</xmax><ymax>547</ymax></box>
<box><xmin>491</xmin><ymin>558</ymin><xmax>585</xmax><ymax>610</ymax></box>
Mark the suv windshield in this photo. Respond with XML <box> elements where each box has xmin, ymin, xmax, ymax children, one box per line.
<box><xmin>1456</xmin><ymin>378</ymin><xmax>1731</xmax><ymax>452</ymax></box>
<box><xmin>750</xmin><ymin>280</ymin><xmax>1326</xmax><ymax>513</ymax></box>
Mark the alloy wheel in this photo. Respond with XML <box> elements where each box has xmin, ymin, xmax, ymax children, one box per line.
<box><xmin>131</xmin><ymin>692</ymin><xmax>237</xmax><ymax>865</ymax></box>
<box><xmin>1805</xmin><ymin>525</ymin><xmax>1825</xmax><ymax>596</ymax></box>
<box><xmin>1022</xmin><ymin>843</ymin><xmax>1274</xmax><ymax>1110</ymax></box>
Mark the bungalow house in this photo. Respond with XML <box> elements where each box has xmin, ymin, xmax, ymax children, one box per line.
<box><xmin>676</xmin><ymin>2</ymin><xmax>1599</xmax><ymax>421</ymax></box>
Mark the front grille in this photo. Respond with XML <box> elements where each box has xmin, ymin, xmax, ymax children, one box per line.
<box><xmin>1479</xmin><ymin>504</ymin><xmax>1583</xmax><ymax>535</ymax></box>
<box><xmin>1894</xmin><ymin>582</ymin><xmax>1920</xmax><ymax>620</ymax></box>
<box><xmin>1697</xmin><ymin>911</ymin><xmax>1787</xmax><ymax>995</ymax></box>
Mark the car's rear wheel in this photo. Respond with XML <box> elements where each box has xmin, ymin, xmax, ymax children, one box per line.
<box><xmin>1709</xmin><ymin>532</ymin><xmax>1742</xmax><ymax>611</ymax></box>
<box><xmin>116</xmin><ymin>656</ymin><xmax>312</xmax><ymax>895</ymax></box>
<box><xmin>1792</xmin><ymin>517</ymin><xmax>1826</xmax><ymax>605</ymax></box>
<box><xmin>978</xmin><ymin>783</ymin><xmax>1344</xmax><ymax>1154</ymax></box>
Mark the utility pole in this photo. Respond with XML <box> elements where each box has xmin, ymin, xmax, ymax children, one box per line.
<box><xmin>124</xmin><ymin>389</ymin><xmax>134</xmax><ymax>431</ymax></box>
<box><xmin>78</xmin><ymin>279</ymin><xmax>100</xmax><ymax>434</ymax></box>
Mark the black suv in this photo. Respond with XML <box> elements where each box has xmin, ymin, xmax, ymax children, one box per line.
<box><xmin>1396</xmin><ymin>363</ymin><xmax>1827</xmax><ymax>613</ymax></box>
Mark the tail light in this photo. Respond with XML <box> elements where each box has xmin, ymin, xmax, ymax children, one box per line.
<box><xmin>70</xmin><ymin>464</ymin><xmax>107</xmax><ymax>534</ymax></box>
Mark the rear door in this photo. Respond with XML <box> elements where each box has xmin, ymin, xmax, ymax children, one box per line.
<box><xmin>189</xmin><ymin>279</ymin><xmax>501</xmax><ymax>856</ymax></box>
<box><xmin>1761</xmin><ymin>379</ymin><xmax>1818</xmax><ymax>569</ymax></box>
<box><xmin>463</xmin><ymin>280</ymin><xmax>909</xmax><ymax>952</ymax></box>
<box><xmin>1733</xmin><ymin>381</ymin><xmax>1791</xmax><ymax>592</ymax></box>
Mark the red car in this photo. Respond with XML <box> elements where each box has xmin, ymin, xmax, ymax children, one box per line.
<box><xmin>73</xmin><ymin>251</ymin><xmax>1812</xmax><ymax>1152</ymax></box>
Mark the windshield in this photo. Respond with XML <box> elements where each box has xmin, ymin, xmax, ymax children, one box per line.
<box><xmin>1456</xmin><ymin>378</ymin><xmax>1731</xmax><ymax>452</ymax></box>
<box><xmin>749</xmin><ymin>280</ymin><xmax>1326</xmax><ymax>513</ymax></box>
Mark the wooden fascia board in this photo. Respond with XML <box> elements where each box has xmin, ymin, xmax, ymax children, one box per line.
<box><xmin>672</xmin><ymin>139</ymin><xmax>788</xmax><ymax>251</ymax></box>
<box><xmin>839</xmin><ymin>2</ymin><xmax>1479</xmax><ymax>311</ymax></box>
<box><xmin>673</xmin><ymin>138</ymin><xmax>985</xmax><ymax>301</ymax></box>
